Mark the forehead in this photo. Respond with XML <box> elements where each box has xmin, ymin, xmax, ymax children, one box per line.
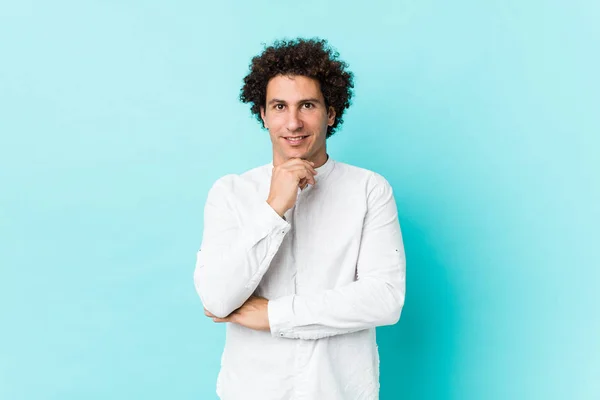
<box><xmin>265</xmin><ymin>74</ymin><xmax>323</xmax><ymax>101</ymax></box>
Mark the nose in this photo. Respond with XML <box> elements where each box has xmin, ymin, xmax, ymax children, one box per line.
<box><xmin>286</xmin><ymin>109</ymin><xmax>303</xmax><ymax>132</ymax></box>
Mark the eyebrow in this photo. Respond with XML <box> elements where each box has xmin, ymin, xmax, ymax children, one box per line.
<box><xmin>267</xmin><ymin>98</ymin><xmax>323</xmax><ymax>106</ymax></box>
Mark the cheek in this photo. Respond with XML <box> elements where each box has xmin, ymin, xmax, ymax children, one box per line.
<box><xmin>306</xmin><ymin>114</ymin><xmax>326</xmax><ymax>129</ymax></box>
<box><xmin>268</xmin><ymin>115</ymin><xmax>286</xmax><ymax>129</ymax></box>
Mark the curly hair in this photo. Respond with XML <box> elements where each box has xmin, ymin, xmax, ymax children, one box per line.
<box><xmin>240</xmin><ymin>37</ymin><xmax>354</xmax><ymax>138</ymax></box>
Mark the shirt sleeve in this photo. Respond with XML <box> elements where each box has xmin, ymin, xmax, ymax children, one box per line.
<box><xmin>267</xmin><ymin>174</ymin><xmax>406</xmax><ymax>340</ymax></box>
<box><xmin>193</xmin><ymin>174</ymin><xmax>291</xmax><ymax>318</ymax></box>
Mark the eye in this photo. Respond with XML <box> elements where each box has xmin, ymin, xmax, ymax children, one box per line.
<box><xmin>274</xmin><ymin>104</ymin><xmax>285</xmax><ymax>110</ymax></box>
<box><xmin>303</xmin><ymin>103</ymin><xmax>314</xmax><ymax>109</ymax></box>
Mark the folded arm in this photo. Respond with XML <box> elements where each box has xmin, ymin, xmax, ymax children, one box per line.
<box><xmin>268</xmin><ymin>174</ymin><xmax>406</xmax><ymax>340</ymax></box>
<box><xmin>193</xmin><ymin>175</ymin><xmax>290</xmax><ymax>318</ymax></box>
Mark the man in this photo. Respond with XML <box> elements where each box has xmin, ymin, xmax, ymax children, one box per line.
<box><xmin>193</xmin><ymin>38</ymin><xmax>406</xmax><ymax>400</ymax></box>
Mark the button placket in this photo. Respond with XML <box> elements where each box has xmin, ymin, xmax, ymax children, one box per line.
<box><xmin>292</xmin><ymin>194</ymin><xmax>302</xmax><ymax>293</ymax></box>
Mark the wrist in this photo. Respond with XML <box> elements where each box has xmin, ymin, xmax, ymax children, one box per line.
<box><xmin>267</xmin><ymin>198</ymin><xmax>286</xmax><ymax>218</ymax></box>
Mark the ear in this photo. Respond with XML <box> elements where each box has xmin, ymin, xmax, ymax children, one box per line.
<box><xmin>260</xmin><ymin>106</ymin><xmax>268</xmax><ymax>129</ymax></box>
<box><xmin>327</xmin><ymin>106</ymin><xmax>336</xmax><ymax>126</ymax></box>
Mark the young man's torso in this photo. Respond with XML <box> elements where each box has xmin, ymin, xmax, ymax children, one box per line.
<box><xmin>214</xmin><ymin>156</ymin><xmax>392</xmax><ymax>400</ymax></box>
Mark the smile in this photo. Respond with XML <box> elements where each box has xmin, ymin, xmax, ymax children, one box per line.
<box><xmin>283</xmin><ymin>135</ymin><xmax>309</xmax><ymax>145</ymax></box>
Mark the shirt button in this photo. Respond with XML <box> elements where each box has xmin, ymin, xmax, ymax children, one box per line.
<box><xmin>279</xmin><ymin>333</ymin><xmax>284</xmax><ymax>337</ymax></box>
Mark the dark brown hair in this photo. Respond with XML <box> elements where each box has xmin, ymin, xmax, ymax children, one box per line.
<box><xmin>240</xmin><ymin>37</ymin><xmax>354</xmax><ymax>138</ymax></box>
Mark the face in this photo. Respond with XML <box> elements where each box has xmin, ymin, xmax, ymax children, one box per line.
<box><xmin>260</xmin><ymin>74</ymin><xmax>335</xmax><ymax>167</ymax></box>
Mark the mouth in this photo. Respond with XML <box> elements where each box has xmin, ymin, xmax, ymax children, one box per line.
<box><xmin>282</xmin><ymin>135</ymin><xmax>310</xmax><ymax>146</ymax></box>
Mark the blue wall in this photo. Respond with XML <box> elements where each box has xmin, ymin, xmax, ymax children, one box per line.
<box><xmin>1</xmin><ymin>1</ymin><xmax>598</xmax><ymax>399</ymax></box>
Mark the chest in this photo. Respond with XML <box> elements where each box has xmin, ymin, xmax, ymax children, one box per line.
<box><xmin>257</xmin><ymin>182</ymin><xmax>368</xmax><ymax>296</ymax></box>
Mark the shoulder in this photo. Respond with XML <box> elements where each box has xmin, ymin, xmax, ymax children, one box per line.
<box><xmin>333</xmin><ymin>161</ymin><xmax>394</xmax><ymax>194</ymax></box>
<box><xmin>207</xmin><ymin>163</ymin><xmax>270</xmax><ymax>199</ymax></box>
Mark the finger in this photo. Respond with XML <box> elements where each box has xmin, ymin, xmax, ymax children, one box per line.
<box><xmin>215</xmin><ymin>312</ymin><xmax>238</xmax><ymax>324</ymax></box>
<box><xmin>299</xmin><ymin>169</ymin><xmax>316</xmax><ymax>185</ymax></box>
<box><xmin>204</xmin><ymin>308</ymin><xmax>216</xmax><ymax>318</ymax></box>
<box><xmin>302</xmin><ymin>162</ymin><xmax>317</xmax><ymax>175</ymax></box>
<box><xmin>299</xmin><ymin>177</ymin><xmax>307</xmax><ymax>189</ymax></box>
<box><xmin>293</xmin><ymin>168</ymin><xmax>317</xmax><ymax>185</ymax></box>
<box><xmin>298</xmin><ymin>175</ymin><xmax>314</xmax><ymax>187</ymax></box>
<box><xmin>301</xmin><ymin>162</ymin><xmax>317</xmax><ymax>175</ymax></box>
<box><xmin>286</xmin><ymin>165</ymin><xmax>317</xmax><ymax>177</ymax></box>
<box><xmin>283</xmin><ymin>160</ymin><xmax>317</xmax><ymax>175</ymax></box>
<box><xmin>283</xmin><ymin>158</ymin><xmax>315</xmax><ymax>168</ymax></box>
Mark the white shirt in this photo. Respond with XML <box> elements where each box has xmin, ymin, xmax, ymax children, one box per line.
<box><xmin>193</xmin><ymin>155</ymin><xmax>406</xmax><ymax>400</ymax></box>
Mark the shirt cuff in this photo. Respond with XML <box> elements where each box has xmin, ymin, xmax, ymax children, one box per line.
<box><xmin>251</xmin><ymin>199</ymin><xmax>290</xmax><ymax>239</ymax></box>
<box><xmin>268</xmin><ymin>294</ymin><xmax>295</xmax><ymax>338</ymax></box>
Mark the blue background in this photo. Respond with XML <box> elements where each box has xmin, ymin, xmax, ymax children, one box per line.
<box><xmin>1</xmin><ymin>1</ymin><xmax>599</xmax><ymax>399</ymax></box>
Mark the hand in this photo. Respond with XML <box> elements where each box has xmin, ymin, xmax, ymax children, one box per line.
<box><xmin>267</xmin><ymin>158</ymin><xmax>317</xmax><ymax>217</ymax></box>
<box><xmin>204</xmin><ymin>296</ymin><xmax>271</xmax><ymax>332</ymax></box>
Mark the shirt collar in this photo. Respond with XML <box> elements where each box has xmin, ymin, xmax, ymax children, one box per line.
<box><xmin>267</xmin><ymin>153</ymin><xmax>336</xmax><ymax>183</ymax></box>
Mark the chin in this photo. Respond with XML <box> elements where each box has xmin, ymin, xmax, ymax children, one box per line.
<box><xmin>287</xmin><ymin>149</ymin><xmax>310</xmax><ymax>159</ymax></box>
